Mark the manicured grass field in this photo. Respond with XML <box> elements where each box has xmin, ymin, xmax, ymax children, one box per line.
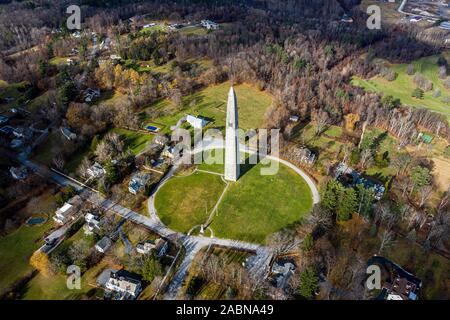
<box><xmin>142</xmin><ymin>81</ymin><xmax>273</xmax><ymax>133</ymax></box>
<box><xmin>49</xmin><ymin>56</ymin><xmax>76</xmax><ymax>66</ymax></box>
<box><xmin>352</xmin><ymin>54</ymin><xmax>450</xmax><ymax>122</ymax></box>
<box><xmin>23</xmin><ymin>260</ymin><xmax>105</xmax><ymax>300</ymax></box>
<box><xmin>154</xmin><ymin>171</ymin><xmax>226</xmax><ymax>233</ymax></box>
<box><xmin>212</xmin><ymin>161</ymin><xmax>313</xmax><ymax>244</ymax></box>
<box><xmin>111</xmin><ymin>128</ymin><xmax>154</xmax><ymax>155</ymax></box>
<box><xmin>0</xmin><ymin>222</ymin><xmax>52</xmax><ymax>296</ymax></box>
<box><xmin>179</xmin><ymin>26</ymin><xmax>208</xmax><ymax>36</ymax></box>
<box><xmin>155</xmin><ymin>152</ymin><xmax>314</xmax><ymax>243</ymax></box>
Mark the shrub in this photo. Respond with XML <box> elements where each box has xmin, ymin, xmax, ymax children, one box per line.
<box><xmin>381</xmin><ymin>95</ymin><xmax>400</xmax><ymax>109</ymax></box>
<box><xmin>437</xmin><ymin>56</ymin><xmax>448</xmax><ymax>66</ymax></box>
<box><xmin>303</xmin><ymin>233</ymin><xmax>314</xmax><ymax>251</ymax></box>
<box><xmin>141</xmin><ymin>252</ymin><xmax>163</xmax><ymax>282</ymax></box>
<box><xmin>375</xmin><ymin>151</ymin><xmax>390</xmax><ymax>168</ymax></box>
<box><xmin>411</xmin><ymin>88</ymin><xmax>424</xmax><ymax>99</ymax></box>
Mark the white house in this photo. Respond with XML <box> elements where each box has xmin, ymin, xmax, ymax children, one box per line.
<box><xmin>136</xmin><ymin>241</ymin><xmax>155</xmax><ymax>254</ymax></box>
<box><xmin>110</xmin><ymin>54</ymin><xmax>122</xmax><ymax>61</ymax></box>
<box><xmin>87</xmin><ymin>162</ymin><xmax>106</xmax><ymax>179</ymax></box>
<box><xmin>104</xmin><ymin>270</ymin><xmax>142</xmax><ymax>299</ymax></box>
<box><xmin>136</xmin><ymin>238</ymin><xmax>168</xmax><ymax>256</ymax></box>
<box><xmin>201</xmin><ymin>20</ymin><xmax>219</xmax><ymax>30</ymax></box>
<box><xmin>186</xmin><ymin>115</ymin><xmax>209</xmax><ymax>129</ymax></box>
<box><xmin>95</xmin><ymin>236</ymin><xmax>112</xmax><ymax>253</ymax></box>
<box><xmin>53</xmin><ymin>196</ymin><xmax>82</xmax><ymax>225</ymax></box>
<box><xmin>84</xmin><ymin>213</ymin><xmax>101</xmax><ymax>235</ymax></box>
<box><xmin>142</xmin><ymin>23</ymin><xmax>156</xmax><ymax>29</ymax></box>
<box><xmin>289</xmin><ymin>115</ymin><xmax>300</xmax><ymax>122</ymax></box>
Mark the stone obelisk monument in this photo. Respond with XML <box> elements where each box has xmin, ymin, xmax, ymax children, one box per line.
<box><xmin>224</xmin><ymin>87</ymin><xmax>240</xmax><ymax>182</ymax></box>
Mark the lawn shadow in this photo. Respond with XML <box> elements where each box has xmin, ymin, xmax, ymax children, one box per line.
<box><xmin>238</xmin><ymin>152</ymin><xmax>259</xmax><ymax>179</ymax></box>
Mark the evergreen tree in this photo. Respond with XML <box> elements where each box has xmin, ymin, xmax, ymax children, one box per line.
<box><xmin>298</xmin><ymin>268</ymin><xmax>319</xmax><ymax>299</ymax></box>
<box><xmin>337</xmin><ymin>187</ymin><xmax>357</xmax><ymax>221</ymax></box>
<box><xmin>141</xmin><ymin>252</ymin><xmax>163</xmax><ymax>282</ymax></box>
<box><xmin>303</xmin><ymin>233</ymin><xmax>314</xmax><ymax>251</ymax></box>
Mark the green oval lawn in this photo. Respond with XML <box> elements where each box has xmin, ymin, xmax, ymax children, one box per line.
<box><xmin>155</xmin><ymin>158</ymin><xmax>314</xmax><ymax>243</ymax></box>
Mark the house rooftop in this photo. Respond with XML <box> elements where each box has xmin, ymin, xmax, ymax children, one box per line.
<box><xmin>96</xmin><ymin>236</ymin><xmax>112</xmax><ymax>252</ymax></box>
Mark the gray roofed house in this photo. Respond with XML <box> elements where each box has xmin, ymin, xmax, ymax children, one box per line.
<box><xmin>87</xmin><ymin>162</ymin><xmax>106</xmax><ymax>179</ymax></box>
<box><xmin>271</xmin><ymin>261</ymin><xmax>295</xmax><ymax>289</ymax></box>
<box><xmin>155</xmin><ymin>238</ymin><xmax>169</xmax><ymax>258</ymax></box>
<box><xmin>10</xmin><ymin>166</ymin><xmax>28</xmax><ymax>180</ymax></box>
<box><xmin>0</xmin><ymin>115</ymin><xmax>9</xmax><ymax>125</ymax></box>
<box><xmin>61</xmin><ymin>127</ymin><xmax>77</xmax><ymax>141</ymax></box>
<box><xmin>95</xmin><ymin>236</ymin><xmax>112</xmax><ymax>253</ymax></box>
<box><xmin>83</xmin><ymin>88</ymin><xmax>101</xmax><ymax>102</ymax></box>
<box><xmin>128</xmin><ymin>172</ymin><xmax>151</xmax><ymax>195</ymax></box>
<box><xmin>13</xmin><ymin>127</ymin><xmax>33</xmax><ymax>140</ymax></box>
<box><xmin>10</xmin><ymin>138</ymin><xmax>24</xmax><ymax>149</ymax></box>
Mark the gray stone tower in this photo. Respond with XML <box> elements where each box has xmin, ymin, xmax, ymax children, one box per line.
<box><xmin>224</xmin><ymin>86</ymin><xmax>240</xmax><ymax>182</ymax></box>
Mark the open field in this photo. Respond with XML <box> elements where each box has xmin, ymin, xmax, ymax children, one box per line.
<box><xmin>110</xmin><ymin>128</ymin><xmax>155</xmax><ymax>155</ymax></box>
<box><xmin>0</xmin><ymin>191</ymin><xmax>56</xmax><ymax>296</ymax></box>
<box><xmin>155</xmin><ymin>171</ymin><xmax>226</xmax><ymax>233</ymax></box>
<box><xmin>179</xmin><ymin>26</ymin><xmax>208</xmax><ymax>36</ymax></box>
<box><xmin>22</xmin><ymin>259</ymin><xmax>105</xmax><ymax>300</ymax></box>
<box><xmin>142</xmin><ymin>81</ymin><xmax>273</xmax><ymax>133</ymax></box>
<box><xmin>352</xmin><ymin>54</ymin><xmax>450</xmax><ymax>122</ymax></box>
<box><xmin>0</xmin><ymin>222</ymin><xmax>52</xmax><ymax>296</ymax></box>
<box><xmin>155</xmin><ymin>149</ymin><xmax>314</xmax><ymax>243</ymax></box>
<box><xmin>0</xmin><ymin>81</ymin><xmax>30</xmax><ymax>112</ymax></box>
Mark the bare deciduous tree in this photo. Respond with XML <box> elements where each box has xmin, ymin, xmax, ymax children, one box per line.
<box><xmin>378</xmin><ymin>230</ymin><xmax>395</xmax><ymax>254</ymax></box>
